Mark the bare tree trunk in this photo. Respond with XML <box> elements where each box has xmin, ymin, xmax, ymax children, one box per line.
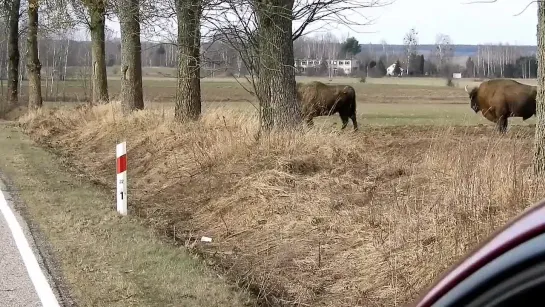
<box><xmin>254</xmin><ymin>0</ymin><xmax>301</xmax><ymax>131</ymax></box>
<box><xmin>53</xmin><ymin>44</ymin><xmax>57</xmax><ymax>96</ymax></box>
<box><xmin>119</xmin><ymin>0</ymin><xmax>144</xmax><ymax>113</ymax></box>
<box><xmin>174</xmin><ymin>0</ymin><xmax>202</xmax><ymax>121</ymax></box>
<box><xmin>44</xmin><ymin>43</ymin><xmax>51</xmax><ymax>101</ymax></box>
<box><xmin>62</xmin><ymin>38</ymin><xmax>69</xmax><ymax>101</ymax></box>
<box><xmin>18</xmin><ymin>41</ymin><xmax>24</xmax><ymax>97</ymax></box>
<box><xmin>27</xmin><ymin>0</ymin><xmax>42</xmax><ymax>110</ymax></box>
<box><xmin>0</xmin><ymin>40</ymin><xmax>5</xmax><ymax>116</ymax></box>
<box><xmin>7</xmin><ymin>0</ymin><xmax>21</xmax><ymax>105</ymax></box>
<box><xmin>487</xmin><ymin>47</ymin><xmax>490</xmax><ymax>77</ymax></box>
<box><xmin>89</xmin><ymin>1</ymin><xmax>109</xmax><ymax>104</ymax></box>
<box><xmin>534</xmin><ymin>2</ymin><xmax>545</xmax><ymax>175</ymax></box>
<box><xmin>1</xmin><ymin>48</ymin><xmax>4</xmax><ymax>106</ymax></box>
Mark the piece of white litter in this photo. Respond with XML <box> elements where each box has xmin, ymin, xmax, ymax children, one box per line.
<box><xmin>201</xmin><ymin>236</ymin><xmax>213</xmax><ymax>243</ymax></box>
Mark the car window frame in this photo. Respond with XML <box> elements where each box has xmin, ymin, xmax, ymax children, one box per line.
<box><xmin>467</xmin><ymin>261</ymin><xmax>545</xmax><ymax>307</ymax></box>
<box><xmin>432</xmin><ymin>232</ymin><xmax>545</xmax><ymax>307</ymax></box>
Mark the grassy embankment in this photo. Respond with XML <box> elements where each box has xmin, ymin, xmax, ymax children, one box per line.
<box><xmin>15</xmin><ymin>88</ymin><xmax>544</xmax><ymax>306</ymax></box>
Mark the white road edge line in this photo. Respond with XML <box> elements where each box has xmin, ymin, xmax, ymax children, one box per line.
<box><xmin>0</xmin><ymin>189</ymin><xmax>60</xmax><ymax>307</ymax></box>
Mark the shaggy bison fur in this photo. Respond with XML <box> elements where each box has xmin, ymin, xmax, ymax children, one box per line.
<box><xmin>296</xmin><ymin>81</ymin><xmax>358</xmax><ymax>131</ymax></box>
<box><xmin>465</xmin><ymin>78</ymin><xmax>536</xmax><ymax>133</ymax></box>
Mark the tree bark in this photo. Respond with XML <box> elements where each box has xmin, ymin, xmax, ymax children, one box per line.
<box><xmin>89</xmin><ymin>0</ymin><xmax>109</xmax><ymax>104</ymax></box>
<box><xmin>254</xmin><ymin>0</ymin><xmax>302</xmax><ymax>131</ymax></box>
<box><xmin>118</xmin><ymin>0</ymin><xmax>144</xmax><ymax>113</ymax></box>
<box><xmin>27</xmin><ymin>0</ymin><xmax>43</xmax><ymax>110</ymax></box>
<box><xmin>534</xmin><ymin>2</ymin><xmax>545</xmax><ymax>175</ymax></box>
<box><xmin>174</xmin><ymin>0</ymin><xmax>202</xmax><ymax>121</ymax></box>
<box><xmin>7</xmin><ymin>0</ymin><xmax>21</xmax><ymax>105</ymax></box>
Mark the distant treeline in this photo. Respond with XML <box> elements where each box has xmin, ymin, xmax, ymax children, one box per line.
<box><xmin>0</xmin><ymin>37</ymin><xmax>538</xmax><ymax>81</ymax></box>
<box><xmin>357</xmin><ymin>44</ymin><xmax>537</xmax><ymax>58</ymax></box>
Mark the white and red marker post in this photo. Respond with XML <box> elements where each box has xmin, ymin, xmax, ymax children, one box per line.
<box><xmin>116</xmin><ymin>141</ymin><xmax>128</xmax><ymax>215</ymax></box>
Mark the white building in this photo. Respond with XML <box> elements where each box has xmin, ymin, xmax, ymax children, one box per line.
<box><xmin>386</xmin><ymin>62</ymin><xmax>404</xmax><ymax>76</ymax></box>
<box><xmin>294</xmin><ymin>59</ymin><xmax>360</xmax><ymax>75</ymax></box>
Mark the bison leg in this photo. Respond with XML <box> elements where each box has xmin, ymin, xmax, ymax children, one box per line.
<box><xmin>340</xmin><ymin>115</ymin><xmax>350</xmax><ymax>130</ymax></box>
<box><xmin>350</xmin><ymin>114</ymin><xmax>358</xmax><ymax>131</ymax></box>
<box><xmin>496</xmin><ymin>116</ymin><xmax>508</xmax><ymax>134</ymax></box>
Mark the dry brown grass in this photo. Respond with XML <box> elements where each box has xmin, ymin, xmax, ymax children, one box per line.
<box><xmin>18</xmin><ymin>103</ymin><xmax>545</xmax><ymax>306</ymax></box>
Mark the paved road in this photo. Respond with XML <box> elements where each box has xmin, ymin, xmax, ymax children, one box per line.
<box><xmin>0</xmin><ymin>211</ymin><xmax>42</xmax><ymax>307</ymax></box>
<box><xmin>0</xmin><ymin>180</ymin><xmax>60</xmax><ymax>307</ymax></box>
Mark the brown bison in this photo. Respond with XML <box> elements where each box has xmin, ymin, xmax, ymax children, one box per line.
<box><xmin>296</xmin><ymin>81</ymin><xmax>358</xmax><ymax>131</ymax></box>
<box><xmin>465</xmin><ymin>78</ymin><xmax>536</xmax><ymax>133</ymax></box>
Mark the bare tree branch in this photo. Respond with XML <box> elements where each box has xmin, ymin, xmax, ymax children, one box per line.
<box><xmin>514</xmin><ymin>1</ymin><xmax>538</xmax><ymax>16</ymax></box>
<box><xmin>461</xmin><ymin>0</ymin><xmax>497</xmax><ymax>4</ymax></box>
<box><xmin>461</xmin><ymin>0</ymin><xmax>537</xmax><ymax>17</ymax></box>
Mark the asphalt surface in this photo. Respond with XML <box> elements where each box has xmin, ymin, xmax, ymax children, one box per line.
<box><xmin>0</xmin><ymin>211</ymin><xmax>42</xmax><ymax>307</ymax></box>
<box><xmin>0</xmin><ymin>179</ymin><xmax>59</xmax><ymax>307</ymax></box>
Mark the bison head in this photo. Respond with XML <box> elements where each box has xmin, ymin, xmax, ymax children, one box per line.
<box><xmin>465</xmin><ymin>85</ymin><xmax>480</xmax><ymax>113</ymax></box>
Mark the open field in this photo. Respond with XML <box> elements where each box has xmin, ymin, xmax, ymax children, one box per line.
<box><xmin>1</xmin><ymin>75</ymin><xmax>537</xmax><ymax>104</ymax></box>
<box><xmin>100</xmin><ymin>65</ymin><xmax>539</xmax><ymax>87</ymax></box>
<box><xmin>7</xmin><ymin>76</ymin><xmax>544</xmax><ymax>306</ymax></box>
<box><xmin>2</xmin><ymin>76</ymin><xmax>538</xmax><ymax>127</ymax></box>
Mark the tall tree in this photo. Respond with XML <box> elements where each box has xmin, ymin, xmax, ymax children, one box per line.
<box><xmin>210</xmin><ymin>0</ymin><xmax>391</xmax><ymax>131</ymax></box>
<box><xmin>376</xmin><ymin>59</ymin><xmax>386</xmax><ymax>76</ymax></box>
<box><xmin>534</xmin><ymin>2</ymin><xmax>545</xmax><ymax>174</ymax></box>
<box><xmin>0</xmin><ymin>19</ymin><xmax>6</xmax><ymax>116</ymax></box>
<box><xmin>5</xmin><ymin>0</ymin><xmax>21</xmax><ymax>105</ymax></box>
<box><xmin>435</xmin><ymin>33</ymin><xmax>454</xmax><ymax>77</ymax></box>
<box><xmin>174</xmin><ymin>0</ymin><xmax>202</xmax><ymax>121</ymax></box>
<box><xmin>341</xmin><ymin>36</ymin><xmax>361</xmax><ymax>59</ymax></box>
<box><xmin>393</xmin><ymin>59</ymin><xmax>401</xmax><ymax>76</ymax></box>
<box><xmin>254</xmin><ymin>0</ymin><xmax>301</xmax><ymax>130</ymax></box>
<box><xmin>82</xmin><ymin>0</ymin><xmax>110</xmax><ymax>104</ymax></box>
<box><xmin>516</xmin><ymin>56</ymin><xmax>537</xmax><ymax>78</ymax></box>
<box><xmin>118</xmin><ymin>0</ymin><xmax>143</xmax><ymax>113</ymax></box>
<box><xmin>465</xmin><ymin>57</ymin><xmax>475</xmax><ymax>78</ymax></box>
<box><xmin>380</xmin><ymin>39</ymin><xmax>389</xmax><ymax>64</ymax></box>
<box><xmin>403</xmin><ymin>27</ymin><xmax>418</xmax><ymax>76</ymax></box>
<box><xmin>65</xmin><ymin>0</ymin><xmax>114</xmax><ymax>101</ymax></box>
<box><xmin>27</xmin><ymin>0</ymin><xmax>43</xmax><ymax>110</ymax></box>
<box><xmin>419</xmin><ymin>54</ymin><xmax>425</xmax><ymax>75</ymax></box>
<box><xmin>408</xmin><ymin>53</ymin><xmax>422</xmax><ymax>75</ymax></box>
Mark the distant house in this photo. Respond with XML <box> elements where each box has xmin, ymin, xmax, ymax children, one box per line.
<box><xmin>386</xmin><ymin>62</ymin><xmax>404</xmax><ymax>76</ymax></box>
<box><xmin>294</xmin><ymin>59</ymin><xmax>360</xmax><ymax>75</ymax></box>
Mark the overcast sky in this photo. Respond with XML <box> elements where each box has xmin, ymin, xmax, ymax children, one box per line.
<box><xmin>326</xmin><ymin>0</ymin><xmax>538</xmax><ymax>45</ymax></box>
<box><xmin>102</xmin><ymin>0</ymin><xmax>538</xmax><ymax>45</ymax></box>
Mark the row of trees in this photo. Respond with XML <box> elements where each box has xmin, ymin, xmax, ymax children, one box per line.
<box><xmin>463</xmin><ymin>44</ymin><xmax>538</xmax><ymax>79</ymax></box>
<box><xmin>0</xmin><ymin>26</ymin><xmax>539</xmax><ymax>84</ymax></box>
<box><xmin>2</xmin><ymin>0</ymin><xmax>545</xmax><ymax>175</ymax></box>
<box><xmin>0</xmin><ymin>0</ymin><xmax>394</xmax><ymax>130</ymax></box>
<box><xmin>465</xmin><ymin>55</ymin><xmax>538</xmax><ymax>79</ymax></box>
<box><xmin>401</xmin><ymin>28</ymin><xmax>539</xmax><ymax>79</ymax></box>
<box><xmin>291</xmin><ymin>29</ymin><xmax>537</xmax><ymax>79</ymax></box>
<box><xmin>291</xmin><ymin>31</ymin><xmax>451</xmax><ymax>77</ymax></box>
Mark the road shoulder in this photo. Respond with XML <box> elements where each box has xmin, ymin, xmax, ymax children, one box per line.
<box><xmin>0</xmin><ymin>148</ymin><xmax>76</xmax><ymax>307</ymax></box>
<box><xmin>0</xmin><ymin>121</ymin><xmax>253</xmax><ymax>307</ymax></box>
<box><xmin>0</xmin><ymin>177</ymin><xmax>61</xmax><ymax>307</ymax></box>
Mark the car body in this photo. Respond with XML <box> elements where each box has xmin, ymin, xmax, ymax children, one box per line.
<box><xmin>408</xmin><ymin>198</ymin><xmax>545</xmax><ymax>307</ymax></box>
